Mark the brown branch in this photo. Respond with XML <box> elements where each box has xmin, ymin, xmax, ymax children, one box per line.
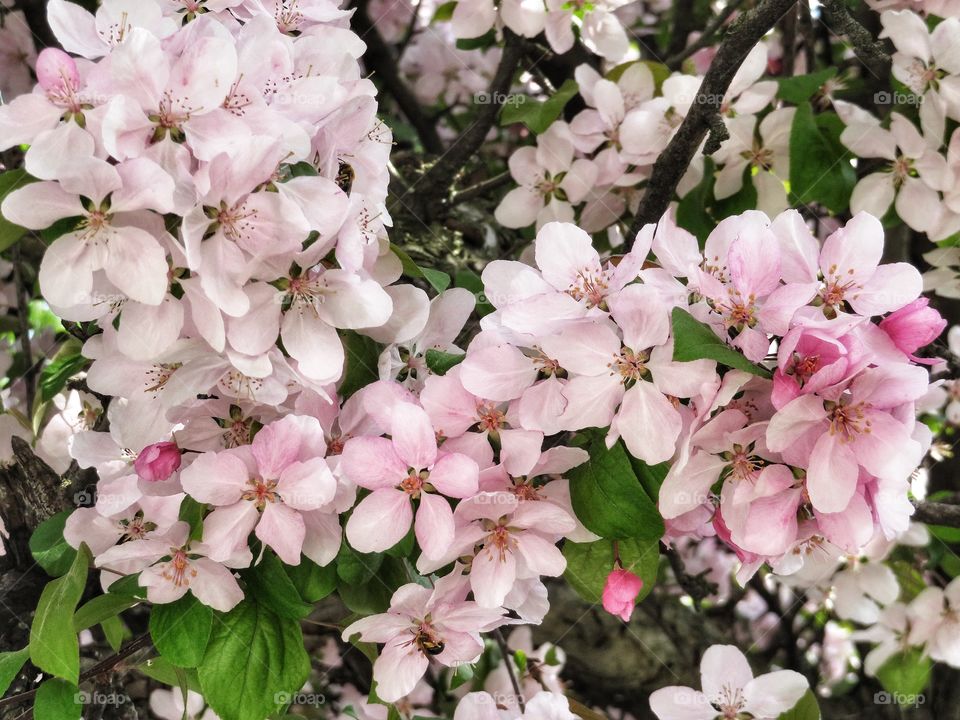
<box><xmin>350</xmin><ymin>0</ymin><xmax>444</xmax><ymax>154</ymax></box>
<box><xmin>625</xmin><ymin>0</ymin><xmax>800</xmax><ymax>246</ymax></box>
<box><xmin>913</xmin><ymin>500</ymin><xmax>960</xmax><ymax>528</ymax></box>
<box><xmin>11</xmin><ymin>245</ymin><xmax>35</xmax><ymax>414</ymax></box>
<box><xmin>407</xmin><ymin>29</ymin><xmax>524</xmax><ymax>206</ymax></box>
<box><xmin>820</xmin><ymin>0</ymin><xmax>889</xmax><ymax>65</ymax></box>
<box><xmin>0</xmin><ymin>634</ymin><xmax>153</xmax><ymax>712</ymax></box>
<box><xmin>449</xmin><ymin>170</ymin><xmax>512</xmax><ymax>206</ymax></box>
<box><xmin>493</xmin><ymin>628</ymin><xmax>526</xmax><ymax>712</ymax></box>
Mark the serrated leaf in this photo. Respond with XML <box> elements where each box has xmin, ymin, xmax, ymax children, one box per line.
<box><xmin>0</xmin><ymin>647</ymin><xmax>29</xmax><ymax>696</ymax></box>
<box><xmin>424</xmin><ymin>349</ymin><xmax>465</xmax><ymax>375</ymax></box>
<box><xmin>29</xmin><ymin>510</ymin><xmax>78</xmax><ymax>577</ymax></box>
<box><xmin>34</xmin><ymin>678</ymin><xmax>82</xmax><ymax>720</ymax></box>
<box><xmin>671</xmin><ymin>307</ymin><xmax>771</xmax><ymax>378</ymax></box>
<box><xmin>198</xmin><ymin>600</ymin><xmax>310</xmax><ymax>720</ymax></box>
<box><xmin>567</xmin><ymin>430</ymin><xmax>664</xmax><ymax>540</ymax></box>
<box><xmin>150</xmin><ymin>594</ymin><xmax>213</xmax><ymax>668</ymax></box>
<box><xmin>563</xmin><ymin>537</ymin><xmax>659</xmax><ymax>605</ymax></box>
<box><xmin>30</xmin><ymin>544</ymin><xmax>90</xmax><ymax>684</ymax></box>
<box><xmin>242</xmin><ymin>552</ymin><xmax>313</xmax><ymax>619</ymax></box>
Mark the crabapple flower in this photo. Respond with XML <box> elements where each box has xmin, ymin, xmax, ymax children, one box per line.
<box><xmin>454</xmin><ymin>691</ymin><xmax>579</xmax><ymax>719</ymax></box>
<box><xmin>602</xmin><ymin>567</ymin><xmax>643</xmax><ymax>622</ymax></box>
<box><xmin>879</xmin><ymin>297</ymin><xmax>946</xmax><ymax>362</ymax></box>
<box><xmin>649</xmin><ymin>644</ymin><xmax>809</xmax><ymax>720</ymax></box>
<box><xmin>180</xmin><ymin>415</ymin><xmax>337</xmax><ymax>565</ymax></box>
<box><xmin>342</xmin><ymin>581</ymin><xmax>506</xmax><ymax>702</ymax></box>
<box><xmin>94</xmin><ymin>522</ymin><xmax>244</xmax><ymax>612</ymax></box>
<box><xmin>908</xmin><ymin>575</ymin><xmax>960</xmax><ymax>666</ymax></box>
<box><xmin>340</xmin><ymin>402</ymin><xmax>479</xmax><ymax>558</ymax></box>
<box><xmin>135</xmin><ymin>441</ymin><xmax>182</xmax><ymax>482</ymax></box>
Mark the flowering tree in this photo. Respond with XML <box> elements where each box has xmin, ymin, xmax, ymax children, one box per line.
<box><xmin>3</xmin><ymin>0</ymin><xmax>960</xmax><ymax>718</ymax></box>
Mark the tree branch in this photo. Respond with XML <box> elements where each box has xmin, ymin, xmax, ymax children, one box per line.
<box><xmin>449</xmin><ymin>170</ymin><xmax>512</xmax><ymax>206</ymax></box>
<box><xmin>625</xmin><ymin>0</ymin><xmax>800</xmax><ymax>246</ymax></box>
<box><xmin>913</xmin><ymin>500</ymin><xmax>960</xmax><ymax>528</ymax></box>
<box><xmin>819</xmin><ymin>0</ymin><xmax>890</xmax><ymax>65</ymax></box>
<box><xmin>350</xmin><ymin>0</ymin><xmax>444</xmax><ymax>155</ymax></box>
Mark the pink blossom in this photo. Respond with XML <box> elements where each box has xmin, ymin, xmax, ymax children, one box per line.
<box><xmin>135</xmin><ymin>441</ymin><xmax>182</xmax><ymax>482</ymax></box>
<box><xmin>602</xmin><ymin>567</ymin><xmax>643</xmax><ymax>622</ymax></box>
<box><xmin>878</xmin><ymin>297</ymin><xmax>946</xmax><ymax>362</ymax></box>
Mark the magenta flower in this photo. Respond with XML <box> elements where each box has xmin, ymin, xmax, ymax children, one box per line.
<box><xmin>134</xmin><ymin>441</ymin><xmax>182</xmax><ymax>483</ymax></box>
<box><xmin>602</xmin><ymin>567</ymin><xmax>643</xmax><ymax>622</ymax></box>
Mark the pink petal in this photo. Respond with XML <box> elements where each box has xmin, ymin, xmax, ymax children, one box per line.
<box><xmin>391</xmin><ymin>402</ymin><xmax>438</xmax><ymax>470</ymax></box>
<box><xmin>345</xmin><ymin>488</ymin><xmax>413</xmax><ymax>553</ymax></box>
<box><xmin>256</xmin><ymin>502</ymin><xmax>306</xmax><ymax>565</ymax></box>
<box><xmin>277</xmin><ymin>457</ymin><xmax>336</xmax><ymax>510</ymax></box>
<box><xmin>415</xmin><ymin>493</ymin><xmax>455</xmax><ymax>560</ymax></box>
<box><xmin>340</xmin><ymin>436</ymin><xmax>407</xmax><ymax>489</ymax></box>
<box><xmin>429</xmin><ymin>453</ymin><xmax>479</xmax><ymax>498</ymax></box>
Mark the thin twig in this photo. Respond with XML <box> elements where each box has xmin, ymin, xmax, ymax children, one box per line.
<box><xmin>449</xmin><ymin>170</ymin><xmax>512</xmax><ymax>206</ymax></box>
<box><xmin>493</xmin><ymin>628</ymin><xmax>526</xmax><ymax>712</ymax></box>
<box><xmin>0</xmin><ymin>634</ymin><xmax>153</xmax><ymax>712</ymax></box>
<box><xmin>625</xmin><ymin>0</ymin><xmax>800</xmax><ymax>246</ymax></box>
<box><xmin>913</xmin><ymin>500</ymin><xmax>960</xmax><ymax>528</ymax></box>
<box><xmin>820</xmin><ymin>0</ymin><xmax>890</xmax><ymax>65</ymax></box>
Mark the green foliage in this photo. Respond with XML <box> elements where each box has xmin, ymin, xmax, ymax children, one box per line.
<box><xmin>425</xmin><ymin>349</ymin><xmax>465</xmax><ymax>375</ymax></box>
<box><xmin>34</xmin><ymin>679</ymin><xmax>82</xmax><ymax>720</ymax></box>
<box><xmin>876</xmin><ymin>648</ymin><xmax>931</xmax><ymax>698</ymax></box>
<box><xmin>197</xmin><ymin>600</ymin><xmax>310</xmax><ymax>720</ymax></box>
<box><xmin>0</xmin><ymin>647</ymin><xmax>30</xmax><ymax>695</ymax></box>
<box><xmin>242</xmin><ymin>552</ymin><xmax>314</xmax><ymax>619</ymax></box>
<box><xmin>776</xmin><ymin>690</ymin><xmax>821</xmax><ymax>720</ymax></box>
<box><xmin>30</xmin><ymin>544</ymin><xmax>90</xmax><ymax>684</ymax></box>
<box><xmin>671</xmin><ymin>307</ymin><xmax>772</xmax><ymax>378</ymax></box>
<box><xmin>567</xmin><ymin>430</ymin><xmax>664</xmax><ymax>540</ymax></box>
<box><xmin>38</xmin><ymin>338</ymin><xmax>89</xmax><ymax>405</ymax></box>
<box><xmin>456</xmin><ymin>29</ymin><xmax>496</xmax><ymax>50</ymax></box>
<box><xmin>432</xmin><ymin>1</ymin><xmax>456</xmax><ymax>21</ymax></box>
<box><xmin>284</xmin><ymin>556</ymin><xmax>338</xmax><ymax>603</ymax></box>
<box><xmin>338</xmin><ymin>331</ymin><xmax>383</xmax><ymax>399</ymax></box>
<box><xmin>0</xmin><ymin>169</ymin><xmax>36</xmax><ymax>253</ymax></box>
<box><xmin>391</xmin><ymin>245</ymin><xmax>451</xmax><ymax>292</ymax></box>
<box><xmin>776</xmin><ymin>68</ymin><xmax>838</xmax><ymax>104</ymax></box>
<box><xmin>500</xmin><ymin>79</ymin><xmax>580</xmax><ymax>134</ymax></box>
<box><xmin>29</xmin><ymin>510</ymin><xmax>78</xmax><ymax>577</ymax></box>
<box><xmin>789</xmin><ymin>102</ymin><xmax>855</xmax><ymax>214</ymax></box>
<box><xmin>150</xmin><ymin>594</ymin><xmax>214</xmax><ymax>668</ymax></box>
<box><xmin>563</xmin><ymin>537</ymin><xmax>660</xmax><ymax>605</ymax></box>
<box><xmin>74</xmin><ymin>592</ymin><xmax>140</xmax><ymax>633</ymax></box>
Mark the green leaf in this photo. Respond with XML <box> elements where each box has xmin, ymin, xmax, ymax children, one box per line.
<box><xmin>0</xmin><ymin>647</ymin><xmax>30</xmax><ymax>696</ymax></box>
<box><xmin>29</xmin><ymin>510</ymin><xmax>78</xmax><ymax>577</ymax></box>
<box><xmin>671</xmin><ymin>307</ymin><xmax>771</xmax><ymax>378</ymax></box>
<box><xmin>101</xmin><ymin>614</ymin><xmax>127</xmax><ymax>652</ymax></box>
<box><xmin>432</xmin><ymin>0</ymin><xmax>456</xmax><ymax>21</ymax></box>
<box><xmin>675</xmin><ymin>158</ymin><xmax>716</xmax><ymax>242</ymax></box>
<box><xmin>500</xmin><ymin>79</ymin><xmax>579</xmax><ymax>134</ymax></box>
<box><xmin>628</xmin><ymin>457</ymin><xmax>669</xmax><ymax>503</ymax></box>
<box><xmin>449</xmin><ymin>663</ymin><xmax>474</xmax><ymax>690</ymax></box>
<box><xmin>338</xmin><ymin>331</ymin><xmax>383</xmax><ymax>399</ymax></box>
<box><xmin>0</xmin><ymin>169</ymin><xmax>37</xmax><ymax>253</ymax></box>
<box><xmin>198</xmin><ymin>600</ymin><xmax>310</xmax><ymax>720</ymax></box>
<box><xmin>776</xmin><ymin>689</ymin><xmax>821</xmax><ymax>720</ymax></box>
<box><xmin>336</xmin><ymin>541</ymin><xmax>383</xmax><ymax>585</ymax></box>
<box><xmin>284</xmin><ymin>556</ymin><xmax>338</xmax><ymax>603</ymax></box>
<box><xmin>789</xmin><ymin>102</ymin><xmax>855</xmax><ymax>214</ymax></box>
<box><xmin>876</xmin><ymin>648</ymin><xmax>931</xmax><ymax>698</ymax></box>
<box><xmin>567</xmin><ymin>430</ymin><xmax>664</xmax><ymax>540</ymax></box>
<box><xmin>889</xmin><ymin>560</ymin><xmax>925</xmax><ymax>602</ymax></box>
<box><xmin>30</xmin><ymin>544</ymin><xmax>90</xmax><ymax>684</ymax></box>
<box><xmin>150</xmin><ymin>594</ymin><xmax>213</xmax><ymax>668</ymax></box>
<box><xmin>454</xmin><ymin>269</ymin><xmax>491</xmax><ymax>317</ymax></box>
<box><xmin>242</xmin><ymin>552</ymin><xmax>314</xmax><ymax>619</ymax></box>
<box><xmin>338</xmin><ymin>556</ymin><xmax>408</xmax><ymax>615</ymax></box>
<box><xmin>424</xmin><ymin>349</ymin><xmax>465</xmax><ymax>375</ymax></box>
<box><xmin>178</xmin><ymin>496</ymin><xmax>206</xmax><ymax>542</ymax></box>
<box><xmin>38</xmin><ymin>338</ymin><xmax>88</xmax><ymax>404</ymax></box>
<box><xmin>712</xmin><ymin>164</ymin><xmax>759</xmax><ymax>219</ymax></box>
<box><xmin>107</xmin><ymin>573</ymin><xmax>146</xmax><ymax>599</ymax></box>
<box><xmin>563</xmin><ymin>537</ymin><xmax>660</xmax><ymax>605</ymax></box>
<box><xmin>391</xmin><ymin>245</ymin><xmax>451</xmax><ymax>293</ymax></box>
<box><xmin>138</xmin><ymin>657</ymin><xmax>202</xmax><ymax>692</ymax></box>
<box><xmin>455</xmin><ymin>29</ymin><xmax>496</xmax><ymax>50</ymax></box>
<box><xmin>74</xmin><ymin>592</ymin><xmax>140</xmax><ymax>633</ymax></box>
<box><xmin>776</xmin><ymin>68</ymin><xmax>837</xmax><ymax>104</ymax></box>
<box><xmin>34</xmin><ymin>678</ymin><xmax>82</xmax><ymax>720</ymax></box>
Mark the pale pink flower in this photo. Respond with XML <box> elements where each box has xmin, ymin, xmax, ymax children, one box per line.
<box><xmin>649</xmin><ymin>644</ymin><xmax>808</xmax><ymax>720</ymax></box>
<box><xmin>341</xmin><ymin>402</ymin><xmax>479</xmax><ymax>558</ymax></box>
<box><xmin>342</xmin><ymin>580</ymin><xmax>506</xmax><ymax>702</ymax></box>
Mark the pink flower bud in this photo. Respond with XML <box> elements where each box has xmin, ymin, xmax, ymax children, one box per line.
<box><xmin>35</xmin><ymin>48</ymin><xmax>79</xmax><ymax>94</ymax></box>
<box><xmin>879</xmin><ymin>298</ymin><xmax>946</xmax><ymax>362</ymax></box>
<box><xmin>135</xmin><ymin>442</ymin><xmax>182</xmax><ymax>482</ymax></box>
<box><xmin>601</xmin><ymin>568</ymin><xmax>643</xmax><ymax>622</ymax></box>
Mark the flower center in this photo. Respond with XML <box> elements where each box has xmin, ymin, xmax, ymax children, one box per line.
<box><xmin>827</xmin><ymin>402</ymin><xmax>869</xmax><ymax>442</ymax></box>
<box><xmin>567</xmin><ymin>268</ymin><xmax>609</xmax><ymax>308</ymax></box>
<box><xmin>162</xmin><ymin>548</ymin><xmax>197</xmax><ymax>588</ymax></box>
<box><xmin>242</xmin><ymin>477</ymin><xmax>279</xmax><ymax>509</ymax></box>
